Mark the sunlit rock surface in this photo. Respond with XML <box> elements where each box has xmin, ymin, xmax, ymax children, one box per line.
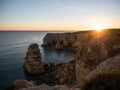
<box><xmin>24</xmin><ymin>43</ymin><xmax>44</xmax><ymax>74</ymax></box>
<box><xmin>75</xmin><ymin>29</ymin><xmax>120</xmax><ymax>84</ymax></box>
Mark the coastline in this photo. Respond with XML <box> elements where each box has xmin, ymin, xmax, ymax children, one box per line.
<box><xmin>3</xmin><ymin>29</ymin><xmax>120</xmax><ymax>90</ymax></box>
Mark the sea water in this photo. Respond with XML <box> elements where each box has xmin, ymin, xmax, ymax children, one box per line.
<box><xmin>0</xmin><ymin>31</ymin><xmax>75</xmax><ymax>90</ymax></box>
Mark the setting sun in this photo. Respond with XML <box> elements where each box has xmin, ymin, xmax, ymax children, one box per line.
<box><xmin>92</xmin><ymin>23</ymin><xmax>105</xmax><ymax>32</ymax></box>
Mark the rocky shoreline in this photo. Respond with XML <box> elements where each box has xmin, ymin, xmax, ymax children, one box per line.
<box><xmin>8</xmin><ymin>29</ymin><xmax>120</xmax><ymax>90</ymax></box>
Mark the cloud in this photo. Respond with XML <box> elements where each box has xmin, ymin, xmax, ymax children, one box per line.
<box><xmin>55</xmin><ymin>0</ymin><xmax>88</xmax><ymax>12</ymax></box>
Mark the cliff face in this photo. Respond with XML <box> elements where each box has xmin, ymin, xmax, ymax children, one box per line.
<box><xmin>42</xmin><ymin>29</ymin><xmax>120</xmax><ymax>85</ymax></box>
<box><xmin>75</xmin><ymin>29</ymin><xmax>120</xmax><ymax>84</ymax></box>
<box><xmin>54</xmin><ymin>60</ymin><xmax>75</xmax><ymax>84</ymax></box>
<box><xmin>81</xmin><ymin>54</ymin><xmax>120</xmax><ymax>90</ymax></box>
<box><xmin>42</xmin><ymin>33</ymin><xmax>77</xmax><ymax>51</ymax></box>
<box><xmin>24</xmin><ymin>43</ymin><xmax>44</xmax><ymax>74</ymax></box>
<box><xmin>85</xmin><ymin>54</ymin><xmax>120</xmax><ymax>80</ymax></box>
<box><xmin>9</xmin><ymin>29</ymin><xmax>120</xmax><ymax>90</ymax></box>
<box><xmin>12</xmin><ymin>54</ymin><xmax>120</xmax><ymax>90</ymax></box>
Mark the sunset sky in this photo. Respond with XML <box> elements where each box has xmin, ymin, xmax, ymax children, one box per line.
<box><xmin>0</xmin><ymin>0</ymin><xmax>120</xmax><ymax>31</ymax></box>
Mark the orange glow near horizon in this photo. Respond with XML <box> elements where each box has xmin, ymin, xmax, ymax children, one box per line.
<box><xmin>91</xmin><ymin>23</ymin><xmax>106</xmax><ymax>32</ymax></box>
<box><xmin>0</xmin><ymin>23</ymin><xmax>120</xmax><ymax>31</ymax></box>
<box><xmin>0</xmin><ymin>25</ymin><xmax>84</xmax><ymax>31</ymax></box>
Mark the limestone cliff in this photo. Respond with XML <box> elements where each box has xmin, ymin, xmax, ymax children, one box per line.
<box><xmin>9</xmin><ymin>29</ymin><xmax>120</xmax><ymax>90</ymax></box>
<box><xmin>42</xmin><ymin>29</ymin><xmax>120</xmax><ymax>85</ymax></box>
<box><xmin>85</xmin><ymin>54</ymin><xmax>120</xmax><ymax>80</ymax></box>
<box><xmin>24</xmin><ymin>43</ymin><xmax>44</xmax><ymax>74</ymax></box>
<box><xmin>42</xmin><ymin>32</ymin><xmax>77</xmax><ymax>51</ymax></box>
<box><xmin>81</xmin><ymin>54</ymin><xmax>120</xmax><ymax>90</ymax></box>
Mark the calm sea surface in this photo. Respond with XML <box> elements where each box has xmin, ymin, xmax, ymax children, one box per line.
<box><xmin>0</xmin><ymin>31</ymin><xmax>75</xmax><ymax>90</ymax></box>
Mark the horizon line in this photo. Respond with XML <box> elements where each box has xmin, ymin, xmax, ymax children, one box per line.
<box><xmin>0</xmin><ymin>28</ymin><xmax>120</xmax><ymax>32</ymax></box>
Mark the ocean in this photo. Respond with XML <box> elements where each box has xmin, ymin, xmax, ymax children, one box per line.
<box><xmin>0</xmin><ymin>31</ymin><xmax>75</xmax><ymax>90</ymax></box>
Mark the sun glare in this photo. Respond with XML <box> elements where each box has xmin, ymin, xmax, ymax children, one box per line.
<box><xmin>92</xmin><ymin>24</ymin><xmax>105</xmax><ymax>32</ymax></box>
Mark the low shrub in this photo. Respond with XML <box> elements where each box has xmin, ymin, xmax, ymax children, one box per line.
<box><xmin>82</xmin><ymin>71</ymin><xmax>120</xmax><ymax>90</ymax></box>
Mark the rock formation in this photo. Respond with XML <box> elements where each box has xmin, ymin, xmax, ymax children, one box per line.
<box><xmin>36</xmin><ymin>60</ymin><xmax>75</xmax><ymax>85</ymax></box>
<box><xmin>42</xmin><ymin>32</ymin><xmax>77</xmax><ymax>51</ymax></box>
<box><xmin>54</xmin><ymin>60</ymin><xmax>75</xmax><ymax>84</ymax></box>
<box><xmin>19</xmin><ymin>84</ymin><xmax>70</xmax><ymax>90</ymax></box>
<box><xmin>9</xmin><ymin>79</ymin><xmax>36</xmax><ymax>90</ymax></box>
<box><xmin>10</xmin><ymin>80</ymin><xmax>80</xmax><ymax>90</ymax></box>
<box><xmin>10</xmin><ymin>53</ymin><xmax>120</xmax><ymax>90</ymax></box>
<box><xmin>9</xmin><ymin>29</ymin><xmax>120</xmax><ymax>90</ymax></box>
<box><xmin>75</xmin><ymin>29</ymin><xmax>120</xmax><ymax>85</ymax></box>
<box><xmin>24</xmin><ymin>43</ymin><xmax>44</xmax><ymax>74</ymax></box>
<box><xmin>42</xmin><ymin>29</ymin><xmax>120</xmax><ymax>85</ymax></box>
<box><xmin>85</xmin><ymin>54</ymin><xmax>120</xmax><ymax>80</ymax></box>
<box><xmin>81</xmin><ymin>54</ymin><xmax>120</xmax><ymax>90</ymax></box>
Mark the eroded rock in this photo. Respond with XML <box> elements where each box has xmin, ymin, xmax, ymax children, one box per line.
<box><xmin>75</xmin><ymin>29</ymin><xmax>120</xmax><ymax>85</ymax></box>
<box><xmin>24</xmin><ymin>43</ymin><xmax>44</xmax><ymax>74</ymax></box>
<box><xmin>85</xmin><ymin>54</ymin><xmax>120</xmax><ymax>80</ymax></box>
<box><xmin>10</xmin><ymin>79</ymin><xmax>36</xmax><ymax>90</ymax></box>
<box><xmin>80</xmin><ymin>55</ymin><xmax>120</xmax><ymax>90</ymax></box>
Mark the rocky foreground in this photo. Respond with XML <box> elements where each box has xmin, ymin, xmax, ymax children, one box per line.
<box><xmin>9</xmin><ymin>29</ymin><xmax>120</xmax><ymax>90</ymax></box>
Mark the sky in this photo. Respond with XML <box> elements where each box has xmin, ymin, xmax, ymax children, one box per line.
<box><xmin>0</xmin><ymin>0</ymin><xmax>120</xmax><ymax>31</ymax></box>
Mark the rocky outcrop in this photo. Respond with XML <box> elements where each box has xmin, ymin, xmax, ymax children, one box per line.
<box><xmin>75</xmin><ymin>37</ymin><xmax>109</xmax><ymax>84</ymax></box>
<box><xmin>19</xmin><ymin>84</ymin><xmax>70</xmax><ymax>90</ymax></box>
<box><xmin>42</xmin><ymin>33</ymin><xmax>77</xmax><ymax>51</ymax></box>
<box><xmin>10</xmin><ymin>80</ymin><xmax>81</xmax><ymax>90</ymax></box>
<box><xmin>80</xmin><ymin>55</ymin><xmax>120</xmax><ymax>90</ymax></box>
<box><xmin>24</xmin><ymin>43</ymin><xmax>44</xmax><ymax>74</ymax></box>
<box><xmin>37</xmin><ymin>60</ymin><xmax>75</xmax><ymax>85</ymax></box>
<box><xmin>8</xmin><ymin>79</ymin><xmax>36</xmax><ymax>90</ymax></box>
<box><xmin>39</xmin><ymin>29</ymin><xmax>120</xmax><ymax>86</ymax></box>
<box><xmin>9</xmin><ymin>29</ymin><xmax>120</xmax><ymax>90</ymax></box>
<box><xmin>43</xmin><ymin>29</ymin><xmax>120</xmax><ymax>53</ymax></box>
<box><xmin>10</xmin><ymin>53</ymin><xmax>120</xmax><ymax>90</ymax></box>
<box><xmin>54</xmin><ymin>60</ymin><xmax>75</xmax><ymax>84</ymax></box>
<box><xmin>85</xmin><ymin>54</ymin><xmax>120</xmax><ymax>80</ymax></box>
<box><xmin>42</xmin><ymin>29</ymin><xmax>120</xmax><ymax>85</ymax></box>
<box><xmin>75</xmin><ymin>29</ymin><xmax>120</xmax><ymax>85</ymax></box>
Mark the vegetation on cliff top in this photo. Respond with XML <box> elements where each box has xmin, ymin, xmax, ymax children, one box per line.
<box><xmin>82</xmin><ymin>71</ymin><xmax>120</xmax><ymax>90</ymax></box>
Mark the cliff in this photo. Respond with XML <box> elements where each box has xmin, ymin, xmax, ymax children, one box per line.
<box><xmin>42</xmin><ymin>29</ymin><xmax>120</xmax><ymax>85</ymax></box>
<box><xmin>10</xmin><ymin>54</ymin><xmax>120</xmax><ymax>90</ymax></box>
<box><xmin>82</xmin><ymin>54</ymin><xmax>120</xmax><ymax>90</ymax></box>
<box><xmin>9</xmin><ymin>29</ymin><xmax>120</xmax><ymax>90</ymax></box>
<box><xmin>75</xmin><ymin>29</ymin><xmax>120</xmax><ymax>84</ymax></box>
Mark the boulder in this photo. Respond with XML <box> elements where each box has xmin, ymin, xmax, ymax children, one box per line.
<box><xmin>12</xmin><ymin>79</ymin><xmax>36</xmax><ymax>90</ymax></box>
<box><xmin>24</xmin><ymin>43</ymin><xmax>44</xmax><ymax>74</ymax></box>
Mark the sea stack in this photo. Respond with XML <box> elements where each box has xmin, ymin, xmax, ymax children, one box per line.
<box><xmin>24</xmin><ymin>43</ymin><xmax>44</xmax><ymax>74</ymax></box>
